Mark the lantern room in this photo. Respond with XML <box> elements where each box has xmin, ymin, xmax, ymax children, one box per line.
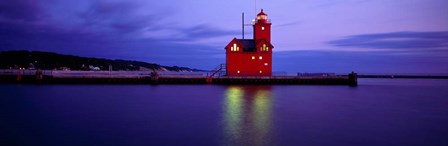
<box><xmin>256</xmin><ymin>9</ymin><xmax>269</xmax><ymax>23</ymax></box>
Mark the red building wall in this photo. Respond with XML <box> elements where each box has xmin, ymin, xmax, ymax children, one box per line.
<box><xmin>226</xmin><ymin>52</ymin><xmax>272</xmax><ymax>76</ymax></box>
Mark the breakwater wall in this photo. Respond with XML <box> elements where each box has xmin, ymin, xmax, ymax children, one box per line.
<box><xmin>0</xmin><ymin>75</ymin><xmax>358</xmax><ymax>86</ymax></box>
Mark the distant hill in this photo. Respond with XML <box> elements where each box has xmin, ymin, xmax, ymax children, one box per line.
<box><xmin>0</xmin><ymin>50</ymin><xmax>204</xmax><ymax>72</ymax></box>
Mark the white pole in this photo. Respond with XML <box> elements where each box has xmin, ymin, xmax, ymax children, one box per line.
<box><xmin>255</xmin><ymin>0</ymin><xmax>257</xmax><ymax>18</ymax></box>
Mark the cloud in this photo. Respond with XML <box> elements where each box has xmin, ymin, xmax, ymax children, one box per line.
<box><xmin>328</xmin><ymin>31</ymin><xmax>448</xmax><ymax>49</ymax></box>
<box><xmin>273</xmin><ymin>50</ymin><xmax>448</xmax><ymax>74</ymax></box>
<box><xmin>0</xmin><ymin>0</ymin><xmax>43</xmax><ymax>22</ymax></box>
<box><xmin>78</xmin><ymin>1</ymin><xmax>165</xmax><ymax>34</ymax></box>
<box><xmin>276</xmin><ymin>21</ymin><xmax>300</xmax><ymax>28</ymax></box>
<box><xmin>75</xmin><ymin>1</ymin><xmax>235</xmax><ymax>42</ymax></box>
<box><xmin>183</xmin><ymin>24</ymin><xmax>235</xmax><ymax>39</ymax></box>
<box><xmin>0</xmin><ymin>0</ymin><xmax>232</xmax><ymax>70</ymax></box>
<box><xmin>0</xmin><ymin>0</ymin><xmax>235</xmax><ymax>46</ymax></box>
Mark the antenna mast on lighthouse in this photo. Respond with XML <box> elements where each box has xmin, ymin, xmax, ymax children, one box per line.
<box><xmin>242</xmin><ymin>13</ymin><xmax>245</xmax><ymax>39</ymax></box>
<box><xmin>242</xmin><ymin>13</ymin><xmax>253</xmax><ymax>39</ymax></box>
<box><xmin>242</xmin><ymin>0</ymin><xmax>259</xmax><ymax>39</ymax></box>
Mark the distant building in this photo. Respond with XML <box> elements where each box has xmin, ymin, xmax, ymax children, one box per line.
<box><xmin>225</xmin><ymin>9</ymin><xmax>274</xmax><ymax>76</ymax></box>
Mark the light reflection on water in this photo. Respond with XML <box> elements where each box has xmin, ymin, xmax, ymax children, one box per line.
<box><xmin>1</xmin><ymin>79</ymin><xmax>448</xmax><ymax>146</ymax></box>
<box><xmin>223</xmin><ymin>86</ymin><xmax>272</xmax><ymax>146</ymax></box>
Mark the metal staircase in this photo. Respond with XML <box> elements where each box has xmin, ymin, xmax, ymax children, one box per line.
<box><xmin>206</xmin><ymin>64</ymin><xmax>226</xmax><ymax>83</ymax></box>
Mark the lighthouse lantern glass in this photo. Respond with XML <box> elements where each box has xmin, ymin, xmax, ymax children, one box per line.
<box><xmin>257</xmin><ymin>15</ymin><xmax>267</xmax><ymax>20</ymax></box>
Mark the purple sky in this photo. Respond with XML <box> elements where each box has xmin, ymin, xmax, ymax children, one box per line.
<box><xmin>1</xmin><ymin>0</ymin><xmax>448</xmax><ymax>73</ymax></box>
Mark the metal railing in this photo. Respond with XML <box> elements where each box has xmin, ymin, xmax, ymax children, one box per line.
<box><xmin>207</xmin><ymin>64</ymin><xmax>226</xmax><ymax>78</ymax></box>
<box><xmin>0</xmin><ymin>69</ymin><xmax>204</xmax><ymax>78</ymax></box>
<box><xmin>0</xmin><ymin>69</ymin><xmax>52</xmax><ymax>76</ymax></box>
<box><xmin>252</xmin><ymin>19</ymin><xmax>271</xmax><ymax>24</ymax></box>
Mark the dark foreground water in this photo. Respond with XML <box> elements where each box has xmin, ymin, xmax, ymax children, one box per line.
<box><xmin>1</xmin><ymin>79</ymin><xmax>448</xmax><ymax>146</ymax></box>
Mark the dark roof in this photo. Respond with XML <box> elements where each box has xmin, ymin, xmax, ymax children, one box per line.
<box><xmin>237</xmin><ymin>39</ymin><xmax>256</xmax><ymax>52</ymax></box>
<box><xmin>257</xmin><ymin>9</ymin><xmax>267</xmax><ymax>16</ymax></box>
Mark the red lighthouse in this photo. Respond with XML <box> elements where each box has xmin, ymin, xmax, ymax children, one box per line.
<box><xmin>225</xmin><ymin>9</ymin><xmax>274</xmax><ymax>76</ymax></box>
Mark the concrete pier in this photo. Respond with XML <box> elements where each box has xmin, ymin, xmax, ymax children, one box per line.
<box><xmin>0</xmin><ymin>70</ymin><xmax>358</xmax><ymax>86</ymax></box>
<box><xmin>0</xmin><ymin>72</ymin><xmax>357</xmax><ymax>86</ymax></box>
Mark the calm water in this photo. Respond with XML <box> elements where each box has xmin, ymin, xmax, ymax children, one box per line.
<box><xmin>1</xmin><ymin>79</ymin><xmax>448</xmax><ymax>146</ymax></box>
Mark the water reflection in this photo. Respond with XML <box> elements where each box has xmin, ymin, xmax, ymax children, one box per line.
<box><xmin>223</xmin><ymin>86</ymin><xmax>273</xmax><ymax>146</ymax></box>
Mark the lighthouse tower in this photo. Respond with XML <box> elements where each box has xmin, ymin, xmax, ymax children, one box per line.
<box><xmin>225</xmin><ymin>9</ymin><xmax>274</xmax><ymax>76</ymax></box>
<box><xmin>254</xmin><ymin>9</ymin><xmax>271</xmax><ymax>43</ymax></box>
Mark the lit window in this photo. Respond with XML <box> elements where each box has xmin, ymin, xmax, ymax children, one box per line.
<box><xmin>237</xmin><ymin>70</ymin><xmax>240</xmax><ymax>74</ymax></box>
<box><xmin>252</xmin><ymin>56</ymin><xmax>255</xmax><ymax>60</ymax></box>
<box><xmin>264</xmin><ymin>63</ymin><xmax>268</xmax><ymax>66</ymax></box>
<box><xmin>261</xmin><ymin>44</ymin><xmax>268</xmax><ymax>51</ymax></box>
<box><xmin>232</xmin><ymin>44</ymin><xmax>239</xmax><ymax>52</ymax></box>
<box><xmin>259</xmin><ymin>70</ymin><xmax>262</xmax><ymax>74</ymax></box>
<box><xmin>259</xmin><ymin>56</ymin><xmax>262</xmax><ymax>60</ymax></box>
<box><xmin>262</xmin><ymin>27</ymin><xmax>265</xmax><ymax>30</ymax></box>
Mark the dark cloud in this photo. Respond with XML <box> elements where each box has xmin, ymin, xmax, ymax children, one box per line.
<box><xmin>328</xmin><ymin>31</ymin><xmax>448</xmax><ymax>49</ymax></box>
<box><xmin>0</xmin><ymin>0</ymin><xmax>239</xmax><ymax>70</ymax></box>
<box><xmin>273</xmin><ymin>50</ymin><xmax>448</xmax><ymax>74</ymax></box>
<box><xmin>0</xmin><ymin>0</ymin><xmax>230</xmax><ymax>70</ymax></box>
<box><xmin>79</xmin><ymin>1</ymin><xmax>163</xmax><ymax>33</ymax></box>
<box><xmin>178</xmin><ymin>24</ymin><xmax>236</xmax><ymax>40</ymax></box>
<box><xmin>0</xmin><ymin>0</ymin><xmax>44</xmax><ymax>22</ymax></box>
<box><xmin>276</xmin><ymin>21</ymin><xmax>300</xmax><ymax>28</ymax></box>
<box><xmin>0</xmin><ymin>19</ymin><xmax>224</xmax><ymax>69</ymax></box>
